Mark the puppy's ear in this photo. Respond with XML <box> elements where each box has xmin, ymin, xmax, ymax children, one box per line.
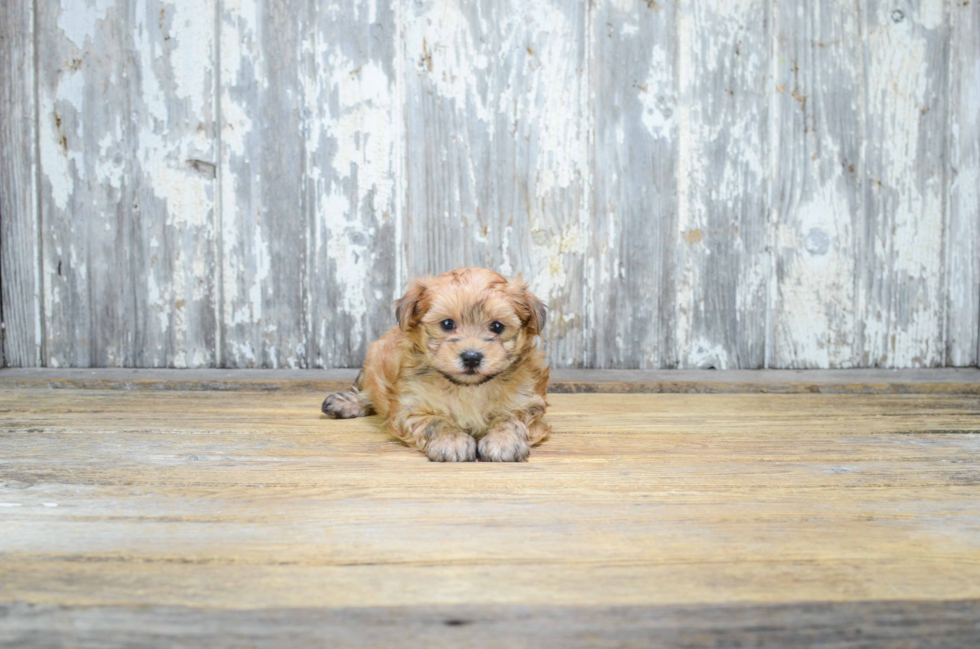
<box><xmin>395</xmin><ymin>277</ymin><xmax>430</xmax><ymax>330</ymax></box>
<box><xmin>508</xmin><ymin>275</ymin><xmax>547</xmax><ymax>336</ymax></box>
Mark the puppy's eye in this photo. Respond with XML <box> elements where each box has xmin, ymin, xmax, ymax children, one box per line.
<box><xmin>440</xmin><ymin>319</ymin><xmax>456</xmax><ymax>332</ymax></box>
<box><xmin>489</xmin><ymin>321</ymin><xmax>504</xmax><ymax>335</ymax></box>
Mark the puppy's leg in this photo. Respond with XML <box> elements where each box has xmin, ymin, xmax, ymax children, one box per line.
<box><xmin>478</xmin><ymin>419</ymin><xmax>531</xmax><ymax>462</ymax></box>
<box><xmin>322</xmin><ymin>370</ymin><xmax>376</xmax><ymax>419</ymax></box>
<box><xmin>321</xmin><ymin>389</ymin><xmax>373</xmax><ymax>419</ymax></box>
<box><xmin>527</xmin><ymin>419</ymin><xmax>551</xmax><ymax>446</ymax></box>
<box><xmin>390</xmin><ymin>411</ymin><xmax>476</xmax><ymax>462</ymax></box>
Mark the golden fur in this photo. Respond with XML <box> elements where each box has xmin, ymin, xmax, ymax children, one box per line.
<box><xmin>322</xmin><ymin>268</ymin><xmax>550</xmax><ymax>462</ymax></box>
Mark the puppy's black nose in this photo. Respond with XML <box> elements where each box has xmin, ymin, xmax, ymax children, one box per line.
<box><xmin>460</xmin><ymin>350</ymin><xmax>483</xmax><ymax>369</ymax></box>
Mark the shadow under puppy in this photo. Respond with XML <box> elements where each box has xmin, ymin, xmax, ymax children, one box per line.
<box><xmin>322</xmin><ymin>268</ymin><xmax>550</xmax><ymax>462</ymax></box>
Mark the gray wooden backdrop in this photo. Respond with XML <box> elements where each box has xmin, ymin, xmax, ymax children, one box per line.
<box><xmin>1</xmin><ymin>0</ymin><xmax>978</xmax><ymax>369</ymax></box>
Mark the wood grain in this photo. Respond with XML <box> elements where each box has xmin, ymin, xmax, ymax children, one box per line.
<box><xmin>589</xmin><ymin>0</ymin><xmax>677</xmax><ymax>369</ymax></box>
<box><xmin>306</xmin><ymin>0</ymin><xmax>400</xmax><ymax>369</ymax></box>
<box><xmin>3</xmin><ymin>0</ymin><xmax>978</xmax><ymax>371</ymax></box>
<box><xmin>860</xmin><ymin>0</ymin><xmax>947</xmax><ymax>367</ymax></box>
<box><xmin>946</xmin><ymin>0</ymin><xmax>980</xmax><ymax>367</ymax></box>
<box><xmin>3</xmin><ymin>600</ymin><xmax>979</xmax><ymax>648</ymax></box>
<box><xmin>770</xmin><ymin>0</ymin><xmax>865</xmax><ymax>368</ymax></box>
<box><xmin>1</xmin><ymin>388</ymin><xmax>979</xmax><ymax>646</ymax></box>
<box><xmin>0</xmin><ymin>0</ymin><xmax>41</xmax><ymax>369</ymax></box>
<box><xmin>402</xmin><ymin>0</ymin><xmax>591</xmax><ymax>367</ymax></box>
<box><xmin>673</xmin><ymin>0</ymin><xmax>769</xmax><ymax>369</ymax></box>
<box><xmin>35</xmin><ymin>0</ymin><xmax>218</xmax><ymax>368</ymax></box>
<box><xmin>219</xmin><ymin>0</ymin><xmax>309</xmax><ymax>368</ymax></box>
<box><xmin>2</xmin><ymin>367</ymin><xmax>979</xmax><ymax>394</ymax></box>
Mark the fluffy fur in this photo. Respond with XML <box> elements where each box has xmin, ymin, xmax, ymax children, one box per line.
<box><xmin>321</xmin><ymin>268</ymin><xmax>550</xmax><ymax>462</ymax></box>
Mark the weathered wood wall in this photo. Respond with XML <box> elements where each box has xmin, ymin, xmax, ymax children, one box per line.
<box><xmin>1</xmin><ymin>0</ymin><xmax>978</xmax><ymax>369</ymax></box>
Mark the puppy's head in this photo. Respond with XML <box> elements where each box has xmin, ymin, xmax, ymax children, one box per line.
<box><xmin>395</xmin><ymin>268</ymin><xmax>546</xmax><ymax>386</ymax></box>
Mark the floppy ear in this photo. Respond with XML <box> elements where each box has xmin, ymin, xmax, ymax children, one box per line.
<box><xmin>508</xmin><ymin>275</ymin><xmax>547</xmax><ymax>336</ymax></box>
<box><xmin>395</xmin><ymin>277</ymin><xmax>430</xmax><ymax>330</ymax></box>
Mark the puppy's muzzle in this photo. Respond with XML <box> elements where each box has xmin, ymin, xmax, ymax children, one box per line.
<box><xmin>460</xmin><ymin>350</ymin><xmax>483</xmax><ymax>371</ymax></box>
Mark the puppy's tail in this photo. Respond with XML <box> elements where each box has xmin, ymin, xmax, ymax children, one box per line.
<box><xmin>321</xmin><ymin>371</ymin><xmax>375</xmax><ymax>419</ymax></box>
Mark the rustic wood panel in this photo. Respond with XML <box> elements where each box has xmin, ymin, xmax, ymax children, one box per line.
<box><xmin>3</xmin><ymin>0</ymin><xmax>976</xmax><ymax>370</ymax></box>
<box><xmin>946</xmin><ymin>0</ymin><xmax>980</xmax><ymax>367</ymax></box>
<box><xmin>219</xmin><ymin>0</ymin><xmax>309</xmax><ymax>368</ymax></box>
<box><xmin>770</xmin><ymin>0</ymin><xmax>866</xmax><ymax>367</ymax></box>
<box><xmin>306</xmin><ymin>0</ymin><xmax>400</xmax><ymax>368</ymax></box>
<box><xmin>220</xmin><ymin>0</ymin><xmax>398</xmax><ymax>369</ymax></box>
<box><xmin>0</xmin><ymin>0</ymin><xmax>40</xmax><ymax>367</ymax></box>
<box><xmin>772</xmin><ymin>0</ymin><xmax>955</xmax><ymax>369</ymax></box>
<box><xmin>860</xmin><ymin>0</ymin><xmax>948</xmax><ymax>367</ymax></box>
<box><xmin>36</xmin><ymin>0</ymin><xmax>132</xmax><ymax>367</ymax></box>
<box><xmin>672</xmin><ymin>0</ymin><xmax>769</xmax><ymax>369</ymax></box>
<box><xmin>35</xmin><ymin>0</ymin><xmax>218</xmax><ymax>368</ymax></box>
<box><xmin>589</xmin><ymin>0</ymin><xmax>677</xmax><ymax>369</ymax></box>
<box><xmin>402</xmin><ymin>0</ymin><xmax>591</xmax><ymax>367</ymax></box>
<box><xmin>1</xmin><ymin>388</ymin><xmax>979</xmax><ymax>642</ymax></box>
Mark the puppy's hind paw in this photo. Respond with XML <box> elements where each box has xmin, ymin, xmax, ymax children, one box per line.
<box><xmin>425</xmin><ymin>432</ymin><xmax>477</xmax><ymax>462</ymax></box>
<box><xmin>322</xmin><ymin>390</ymin><xmax>368</xmax><ymax>419</ymax></box>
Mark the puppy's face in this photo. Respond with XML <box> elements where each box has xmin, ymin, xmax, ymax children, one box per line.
<box><xmin>396</xmin><ymin>268</ymin><xmax>546</xmax><ymax>386</ymax></box>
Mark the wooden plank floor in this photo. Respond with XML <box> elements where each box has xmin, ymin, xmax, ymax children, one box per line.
<box><xmin>2</xmin><ymin>380</ymin><xmax>979</xmax><ymax>647</ymax></box>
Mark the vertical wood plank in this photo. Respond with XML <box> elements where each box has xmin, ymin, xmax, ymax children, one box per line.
<box><xmin>306</xmin><ymin>0</ymin><xmax>399</xmax><ymax>368</ymax></box>
<box><xmin>673</xmin><ymin>0</ymin><xmax>770</xmax><ymax>369</ymax></box>
<box><xmin>132</xmin><ymin>0</ymin><xmax>219</xmax><ymax>368</ymax></box>
<box><xmin>36</xmin><ymin>0</ymin><xmax>217</xmax><ymax>367</ymax></box>
<box><xmin>402</xmin><ymin>0</ymin><xmax>591</xmax><ymax>368</ymax></box>
<box><xmin>946</xmin><ymin>0</ymin><xmax>980</xmax><ymax>366</ymax></box>
<box><xmin>860</xmin><ymin>0</ymin><xmax>947</xmax><ymax>367</ymax></box>
<box><xmin>37</xmin><ymin>0</ymin><xmax>132</xmax><ymax>366</ymax></box>
<box><xmin>219</xmin><ymin>0</ymin><xmax>309</xmax><ymax>367</ymax></box>
<box><xmin>770</xmin><ymin>0</ymin><xmax>865</xmax><ymax>367</ymax></box>
<box><xmin>0</xmin><ymin>0</ymin><xmax>41</xmax><ymax>367</ymax></box>
<box><xmin>589</xmin><ymin>0</ymin><xmax>677</xmax><ymax>369</ymax></box>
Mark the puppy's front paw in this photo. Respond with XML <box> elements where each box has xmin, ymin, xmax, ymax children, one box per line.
<box><xmin>478</xmin><ymin>423</ymin><xmax>530</xmax><ymax>462</ymax></box>
<box><xmin>425</xmin><ymin>432</ymin><xmax>477</xmax><ymax>462</ymax></box>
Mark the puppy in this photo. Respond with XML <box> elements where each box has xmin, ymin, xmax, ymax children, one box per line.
<box><xmin>321</xmin><ymin>268</ymin><xmax>550</xmax><ymax>462</ymax></box>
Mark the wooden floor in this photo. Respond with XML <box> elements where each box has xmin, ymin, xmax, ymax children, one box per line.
<box><xmin>1</xmin><ymin>372</ymin><xmax>979</xmax><ymax>647</ymax></box>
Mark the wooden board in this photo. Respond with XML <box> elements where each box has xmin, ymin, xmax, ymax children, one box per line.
<box><xmin>1</xmin><ymin>387</ymin><xmax>979</xmax><ymax>645</ymax></box>
<box><xmin>35</xmin><ymin>0</ymin><xmax>218</xmax><ymax>368</ymax></box>
<box><xmin>946</xmin><ymin>0</ymin><xmax>980</xmax><ymax>367</ymax></box>
<box><xmin>0</xmin><ymin>0</ymin><xmax>40</xmax><ymax>368</ymax></box>
<box><xmin>770</xmin><ymin>0</ymin><xmax>969</xmax><ymax>369</ymax></box>
<box><xmin>219</xmin><ymin>0</ymin><xmax>309</xmax><ymax>368</ymax></box>
<box><xmin>218</xmin><ymin>0</ymin><xmax>399</xmax><ymax>369</ymax></box>
<box><xmin>589</xmin><ymin>0</ymin><xmax>677</xmax><ymax>369</ymax></box>
<box><xmin>402</xmin><ymin>0</ymin><xmax>591</xmax><ymax>366</ymax></box>
<box><xmin>2</xmin><ymin>367</ymin><xmax>980</xmax><ymax>394</ymax></box>
<box><xmin>672</xmin><ymin>0</ymin><xmax>770</xmax><ymax>369</ymax></box>
<box><xmin>3</xmin><ymin>599</ymin><xmax>980</xmax><ymax>649</ymax></box>
<box><xmin>770</xmin><ymin>0</ymin><xmax>866</xmax><ymax>368</ymax></box>
<box><xmin>860</xmin><ymin>0</ymin><xmax>948</xmax><ymax>368</ymax></box>
<box><xmin>305</xmin><ymin>0</ymin><xmax>400</xmax><ymax>369</ymax></box>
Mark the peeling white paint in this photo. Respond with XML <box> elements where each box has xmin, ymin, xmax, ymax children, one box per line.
<box><xmin>863</xmin><ymin>7</ymin><xmax>944</xmax><ymax>366</ymax></box>
<box><xmin>57</xmin><ymin>0</ymin><xmax>113</xmax><ymax>48</ymax></box>
<box><xmin>638</xmin><ymin>45</ymin><xmax>674</xmax><ymax>140</ymax></box>
<box><xmin>39</xmin><ymin>108</ymin><xmax>75</xmax><ymax>211</ymax></box>
<box><xmin>404</xmin><ymin>0</ymin><xmax>493</xmax><ymax>124</ymax></box>
<box><xmin>17</xmin><ymin>0</ymin><xmax>973</xmax><ymax>371</ymax></box>
<box><xmin>167</xmin><ymin>0</ymin><xmax>214</xmax><ymax>117</ymax></box>
<box><xmin>775</xmin><ymin>185</ymin><xmax>857</xmax><ymax>367</ymax></box>
<box><xmin>686</xmin><ymin>339</ymin><xmax>730</xmax><ymax>370</ymax></box>
<box><xmin>916</xmin><ymin>0</ymin><xmax>944</xmax><ymax>30</ymax></box>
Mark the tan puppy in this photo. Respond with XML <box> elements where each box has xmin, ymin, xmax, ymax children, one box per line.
<box><xmin>321</xmin><ymin>268</ymin><xmax>550</xmax><ymax>462</ymax></box>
